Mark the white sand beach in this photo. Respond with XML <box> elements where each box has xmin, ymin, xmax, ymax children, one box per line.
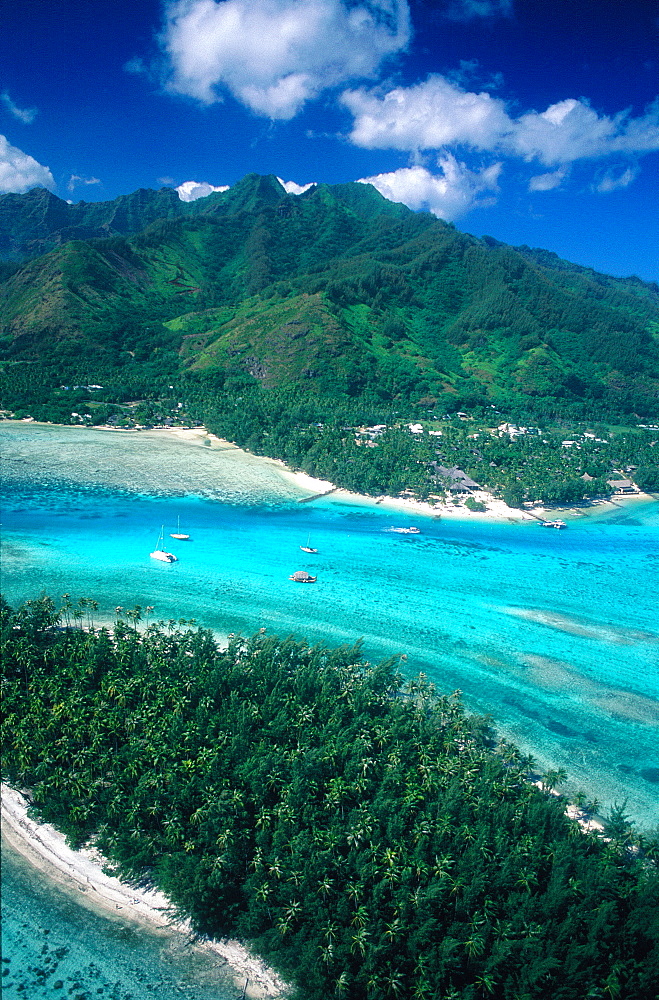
<box><xmin>1</xmin><ymin>784</ymin><xmax>289</xmax><ymax>1000</ymax></box>
<box><xmin>166</xmin><ymin>425</ymin><xmax>653</xmax><ymax>525</ymax></box>
<box><xmin>4</xmin><ymin>420</ymin><xmax>653</xmax><ymax>526</ymax></box>
<box><xmin>273</xmin><ymin>455</ymin><xmax>654</xmax><ymax>526</ymax></box>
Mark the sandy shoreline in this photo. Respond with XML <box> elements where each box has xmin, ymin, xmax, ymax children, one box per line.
<box><xmin>1</xmin><ymin>784</ymin><xmax>289</xmax><ymax>999</ymax></box>
<box><xmin>267</xmin><ymin>441</ymin><xmax>654</xmax><ymax>526</ymax></box>
<box><xmin>4</xmin><ymin>419</ymin><xmax>654</xmax><ymax>526</ymax></box>
<box><xmin>101</xmin><ymin>424</ymin><xmax>659</xmax><ymax>526</ymax></box>
<box><xmin>121</xmin><ymin>423</ymin><xmax>655</xmax><ymax>526</ymax></box>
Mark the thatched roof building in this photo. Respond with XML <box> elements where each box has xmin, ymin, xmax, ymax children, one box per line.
<box><xmin>431</xmin><ymin>463</ymin><xmax>480</xmax><ymax>492</ymax></box>
<box><xmin>289</xmin><ymin>570</ymin><xmax>317</xmax><ymax>583</ymax></box>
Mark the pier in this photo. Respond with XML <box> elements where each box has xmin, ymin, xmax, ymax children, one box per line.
<box><xmin>297</xmin><ymin>487</ymin><xmax>338</xmax><ymax>503</ymax></box>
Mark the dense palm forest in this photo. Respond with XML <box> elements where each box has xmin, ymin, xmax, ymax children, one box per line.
<box><xmin>3</xmin><ymin>596</ymin><xmax>658</xmax><ymax>1000</ymax></box>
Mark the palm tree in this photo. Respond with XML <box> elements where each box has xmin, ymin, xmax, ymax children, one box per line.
<box><xmin>542</xmin><ymin>767</ymin><xmax>568</xmax><ymax>792</ymax></box>
<box><xmin>475</xmin><ymin>973</ymin><xmax>497</xmax><ymax>995</ymax></box>
<box><xmin>350</xmin><ymin>926</ymin><xmax>369</xmax><ymax>956</ymax></box>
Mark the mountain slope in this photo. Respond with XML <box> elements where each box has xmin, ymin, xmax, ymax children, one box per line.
<box><xmin>1</xmin><ymin>175</ymin><xmax>658</xmax><ymax>416</ymax></box>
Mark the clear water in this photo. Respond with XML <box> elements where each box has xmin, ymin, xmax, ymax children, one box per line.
<box><xmin>1</xmin><ymin>422</ymin><xmax>658</xmax><ymax>992</ymax></box>
<box><xmin>0</xmin><ymin>839</ymin><xmax>239</xmax><ymax>1000</ymax></box>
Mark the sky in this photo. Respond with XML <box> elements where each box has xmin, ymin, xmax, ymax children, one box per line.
<box><xmin>1</xmin><ymin>0</ymin><xmax>658</xmax><ymax>280</ymax></box>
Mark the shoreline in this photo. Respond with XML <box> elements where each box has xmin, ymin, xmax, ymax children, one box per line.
<box><xmin>263</xmin><ymin>442</ymin><xmax>655</xmax><ymax>527</ymax></box>
<box><xmin>1</xmin><ymin>784</ymin><xmax>289</xmax><ymax>1000</ymax></box>
<box><xmin>3</xmin><ymin>419</ymin><xmax>655</xmax><ymax>526</ymax></box>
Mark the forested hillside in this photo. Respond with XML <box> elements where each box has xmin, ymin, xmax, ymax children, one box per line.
<box><xmin>3</xmin><ymin>596</ymin><xmax>658</xmax><ymax>1000</ymax></box>
<box><xmin>2</xmin><ymin>174</ymin><xmax>658</xmax><ymax>419</ymax></box>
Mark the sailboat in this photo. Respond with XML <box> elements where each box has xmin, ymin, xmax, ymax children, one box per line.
<box><xmin>170</xmin><ymin>516</ymin><xmax>190</xmax><ymax>540</ymax></box>
<box><xmin>300</xmin><ymin>533</ymin><xmax>317</xmax><ymax>554</ymax></box>
<box><xmin>150</xmin><ymin>526</ymin><xmax>178</xmax><ymax>562</ymax></box>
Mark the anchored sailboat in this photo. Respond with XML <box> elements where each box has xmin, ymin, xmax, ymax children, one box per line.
<box><xmin>170</xmin><ymin>516</ymin><xmax>190</xmax><ymax>540</ymax></box>
<box><xmin>150</xmin><ymin>526</ymin><xmax>178</xmax><ymax>562</ymax></box>
<box><xmin>300</xmin><ymin>533</ymin><xmax>317</xmax><ymax>553</ymax></box>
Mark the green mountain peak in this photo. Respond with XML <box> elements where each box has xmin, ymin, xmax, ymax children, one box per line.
<box><xmin>1</xmin><ymin>174</ymin><xmax>658</xmax><ymax>418</ymax></box>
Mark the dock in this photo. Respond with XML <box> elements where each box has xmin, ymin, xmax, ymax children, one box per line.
<box><xmin>297</xmin><ymin>487</ymin><xmax>338</xmax><ymax>503</ymax></box>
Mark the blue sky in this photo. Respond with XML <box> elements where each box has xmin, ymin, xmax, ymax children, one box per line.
<box><xmin>1</xmin><ymin>0</ymin><xmax>658</xmax><ymax>280</ymax></box>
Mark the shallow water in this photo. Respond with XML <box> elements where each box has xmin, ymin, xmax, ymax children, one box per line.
<box><xmin>2</xmin><ymin>421</ymin><xmax>658</xmax><ymax>833</ymax></box>
<box><xmin>0</xmin><ymin>839</ymin><xmax>240</xmax><ymax>1000</ymax></box>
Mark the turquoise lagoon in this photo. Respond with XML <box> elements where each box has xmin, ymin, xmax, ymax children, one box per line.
<box><xmin>2</xmin><ymin>421</ymin><xmax>658</xmax><ymax>999</ymax></box>
<box><xmin>2</xmin><ymin>422</ymin><xmax>658</xmax><ymax>827</ymax></box>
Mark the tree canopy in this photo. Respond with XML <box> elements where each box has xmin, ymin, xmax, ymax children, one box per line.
<box><xmin>3</xmin><ymin>595</ymin><xmax>658</xmax><ymax>1000</ymax></box>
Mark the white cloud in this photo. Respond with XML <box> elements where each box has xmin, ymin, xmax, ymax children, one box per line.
<box><xmin>511</xmin><ymin>99</ymin><xmax>658</xmax><ymax>165</ymax></box>
<box><xmin>342</xmin><ymin>76</ymin><xmax>512</xmax><ymax>151</ymax></box>
<box><xmin>0</xmin><ymin>135</ymin><xmax>54</xmax><ymax>194</ymax></box>
<box><xmin>528</xmin><ymin>166</ymin><xmax>568</xmax><ymax>191</ymax></box>
<box><xmin>159</xmin><ymin>0</ymin><xmax>411</xmax><ymax>118</ymax></box>
<box><xmin>343</xmin><ymin>76</ymin><xmax>659</xmax><ymax>169</ymax></box>
<box><xmin>68</xmin><ymin>174</ymin><xmax>101</xmax><ymax>193</ymax></box>
<box><xmin>594</xmin><ymin>165</ymin><xmax>639</xmax><ymax>193</ymax></box>
<box><xmin>358</xmin><ymin>154</ymin><xmax>501</xmax><ymax>221</ymax></box>
<box><xmin>1</xmin><ymin>92</ymin><xmax>38</xmax><ymax>124</ymax></box>
<box><xmin>276</xmin><ymin>177</ymin><xmax>316</xmax><ymax>194</ymax></box>
<box><xmin>176</xmin><ymin>179</ymin><xmax>230</xmax><ymax>200</ymax></box>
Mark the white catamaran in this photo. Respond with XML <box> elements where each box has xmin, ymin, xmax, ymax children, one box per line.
<box><xmin>150</xmin><ymin>526</ymin><xmax>178</xmax><ymax>562</ymax></box>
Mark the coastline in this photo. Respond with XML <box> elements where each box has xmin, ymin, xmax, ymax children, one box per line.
<box><xmin>1</xmin><ymin>784</ymin><xmax>290</xmax><ymax>1000</ymax></box>
<box><xmin>4</xmin><ymin>419</ymin><xmax>654</xmax><ymax>526</ymax></box>
<box><xmin>98</xmin><ymin>424</ymin><xmax>659</xmax><ymax>526</ymax></box>
<box><xmin>264</xmin><ymin>438</ymin><xmax>655</xmax><ymax>526</ymax></box>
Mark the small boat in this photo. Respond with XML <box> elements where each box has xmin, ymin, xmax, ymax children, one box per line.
<box><xmin>300</xmin><ymin>533</ymin><xmax>317</xmax><ymax>553</ymax></box>
<box><xmin>385</xmin><ymin>526</ymin><xmax>421</xmax><ymax>534</ymax></box>
<box><xmin>289</xmin><ymin>570</ymin><xmax>317</xmax><ymax>583</ymax></box>
<box><xmin>170</xmin><ymin>516</ymin><xmax>190</xmax><ymax>540</ymax></box>
<box><xmin>150</xmin><ymin>526</ymin><xmax>178</xmax><ymax>562</ymax></box>
<box><xmin>541</xmin><ymin>520</ymin><xmax>566</xmax><ymax>529</ymax></box>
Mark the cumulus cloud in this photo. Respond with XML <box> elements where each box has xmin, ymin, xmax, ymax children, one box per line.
<box><xmin>343</xmin><ymin>77</ymin><xmax>659</xmax><ymax>168</ymax></box>
<box><xmin>594</xmin><ymin>165</ymin><xmax>639</xmax><ymax>193</ymax></box>
<box><xmin>277</xmin><ymin>177</ymin><xmax>316</xmax><ymax>194</ymax></box>
<box><xmin>68</xmin><ymin>174</ymin><xmax>101</xmax><ymax>193</ymax></box>
<box><xmin>0</xmin><ymin>135</ymin><xmax>54</xmax><ymax>194</ymax></box>
<box><xmin>159</xmin><ymin>0</ymin><xmax>411</xmax><ymax>119</ymax></box>
<box><xmin>1</xmin><ymin>92</ymin><xmax>38</xmax><ymax>124</ymax></box>
<box><xmin>358</xmin><ymin>154</ymin><xmax>501</xmax><ymax>220</ymax></box>
<box><xmin>343</xmin><ymin>76</ymin><xmax>512</xmax><ymax>151</ymax></box>
<box><xmin>528</xmin><ymin>166</ymin><xmax>568</xmax><ymax>192</ymax></box>
<box><xmin>511</xmin><ymin>98</ymin><xmax>659</xmax><ymax>165</ymax></box>
<box><xmin>176</xmin><ymin>179</ymin><xmax>230</xmax><ymax>200</ymax></box>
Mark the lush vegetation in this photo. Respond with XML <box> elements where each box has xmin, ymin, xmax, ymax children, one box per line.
<box><xmin>191</xmin><ymin>378</ymin><xmax>659</xmax><ymax>505</ymax></box>
<box><xmin>2</xmin><ymin>175</ymin><xmax>658</xmax><ymax>421</ymax></box>
<box><xmin>2</xmin><ymin>358</ymin><xmax>657</xmax><ymax>505</ymax></box>
<box><xmin>1</xmin><ymin>176</ymin><xmax>657</xmax><ymax>505</ymax></box>
<box><xmin>3</xmin><ymin>596</ymin><xmax>658</xmax><ymax>1000</ymax></box>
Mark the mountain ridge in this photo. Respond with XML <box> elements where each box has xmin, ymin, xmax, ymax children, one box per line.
<box><xmin>1</xmin><ymin>174</ymin><xmax>658</xmax><ymax>417</ymax></box>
